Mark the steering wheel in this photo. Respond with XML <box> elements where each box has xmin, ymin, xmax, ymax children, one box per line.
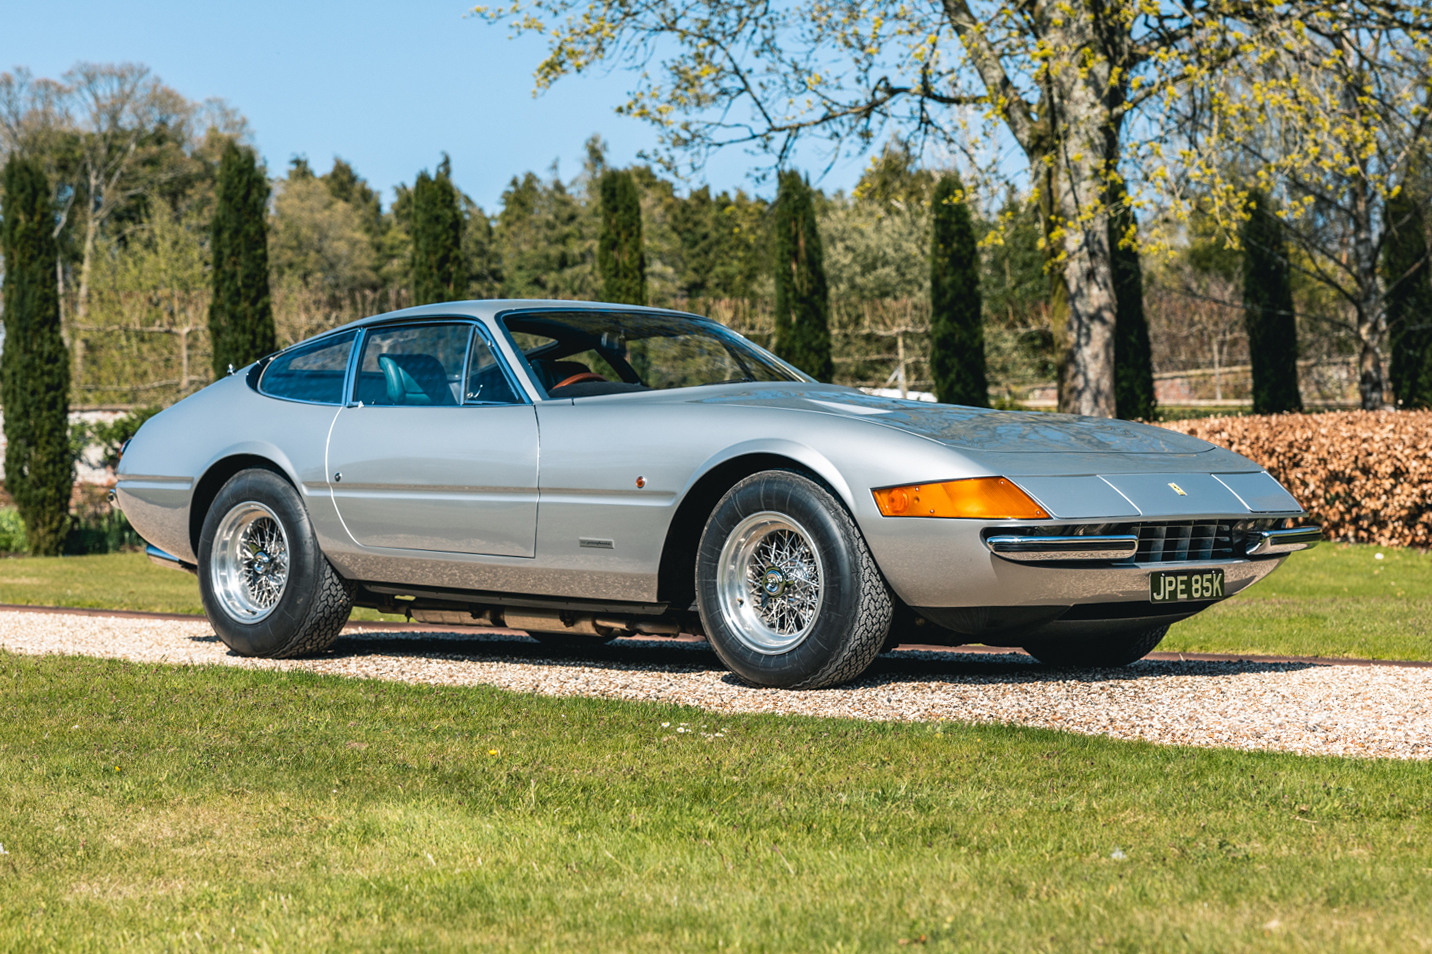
<box><xmin>553</xmin><ymin>371</ymin><xmax>608</xmax><ymax>389</ymax></box>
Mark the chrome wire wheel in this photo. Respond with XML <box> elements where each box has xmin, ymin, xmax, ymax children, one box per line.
<box><xmin>210</xmin><ymin>501</ymin><xmax>290</xmax><ymax>623</ymax></box>
<box><xmin>716</xmin><ymin>511</ymin><xmax>825</xmax><ymax>655</ymax></box>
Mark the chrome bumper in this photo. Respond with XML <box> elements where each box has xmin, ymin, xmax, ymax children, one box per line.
<box><xmin>985</xmin><ymin>534</ymin><xmax>1139</xmax><ymax>563</ymax></box>
<box><xmin>1246</xmin><ymin>525</ymin><xmax>1321</xmax><ymax>556</ymax></box>
<box><xmin>986</xmin><ymin>524</ymin><xmax>1322</xmax><ymax>564</ymax></box>
<box><xmin>146</xmin><ymin>544</ymin><xmax>197</xmax><ymax>575</ymax></box>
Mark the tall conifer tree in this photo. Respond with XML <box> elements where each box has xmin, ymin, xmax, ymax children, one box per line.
<box><xmin>772</xmin><ymin>170</ymin><xmax>832</xmax><ymax>381</ymax></box>
<box><xmin>1383</xmin><ymin>189</ymin><xmax>1432</xmax><ymax>407</ymax></box>
<box><xmin>1110</xmin><ymin>197</ymin><xmax>1156</xmax><ymax>419</ymax></box>
<box><xmin>598</xmin><ymin>169</ymin><xmax>648</xmax><ymax>305</ymax></box>
<box><xmin>929</xmin><ymin>174</ymin><xmax>987</xmax><ymax>406</ymax></box>
<box><xmin>1</xmin><ymin>156</ymin><xmax>73</xmax><ymax>555</ymax></box>
<box><xmin>209</xmin><ymin>142</ymin><xmax>276</xmax><ymax>377</ymax></box>
<box><xmin>1240</xmin><ymin>191</ymin><xmax>1303</xmax><ymax>413</ymax></box>
<box><xmin>411</xmin><ymin>155</ymin><xmax>466</xmax><ymax>305</ymax></box>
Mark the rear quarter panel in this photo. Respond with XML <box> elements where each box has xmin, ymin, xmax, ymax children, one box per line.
<box><xmin>116</xmin><ymin>374</ymin><xmax>344</xmax><ymax>563</ymax></box>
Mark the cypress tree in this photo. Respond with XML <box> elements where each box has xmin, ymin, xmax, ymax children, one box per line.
<box><xmin>929</xmin><ymin>173</ymin><xmax>988</xmax><ymax>406</ymax></box>
<box><xmin>411</xmin><ymin>155</ymin><xmax>466</xmax><ymax>305</ymax></box>
<box><xmin>1383</xmin><ymin>189</ymin><xmax>1432</xmax><ymax>408</ymax></box>
<box><xmin>1</xmin><ymin>156</ymin><xmax>73</xmax><ymax>556</ymax></box>
<box><xmin>598</xmin><ymin>169</ymin><xmax>648</xmax><ymax>305</ymax></box>
<box><xmin>208</xmin><ymin>141</ymin><xmax>276</xmax><ymax>377</ymax></box>
<box><xmin>1240</xmin><ymin>191</ymin><xmax>1303</xmax><ymax>413</ymax></box>
<box><xmin>772</xmin><ymin>170</ymin><xmax>833</xmax><ymax>381</ymax></box>
<box><xmin>1110</xmin><ymin>196</ymin><xmax>1156</xmax><ymax>419</ymax></box>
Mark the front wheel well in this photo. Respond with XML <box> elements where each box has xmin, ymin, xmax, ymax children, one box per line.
<box><xmin>188</xmin><ymin>455</ymin><xmax>294</xmax><ymax>557</ymax></box>
<box><xmin>655</xmin><ymin>453</ymin><xmax>833</xmax><ymax>609</ymax></box>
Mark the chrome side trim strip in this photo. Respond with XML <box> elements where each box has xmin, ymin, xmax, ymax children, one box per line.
<box><xmin>1246</xmin><ymin>525</ymin><xmax>1322</xmax><ymax>557</ymax></box>
<box><xmin>985</xmin><ymin>534</ymin><xmax>1139</xmax><ymax>563</ymax></box>
<box><xmin>146</xmin><ymin>544</ymin><xmax>197</xmax><ymax>575</ymax></box>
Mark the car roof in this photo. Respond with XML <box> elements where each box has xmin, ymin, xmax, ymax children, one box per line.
<box><xmin>308</xmin><ymin>299</ymin><xmax>713</xmax><ymax>342</ymax></box>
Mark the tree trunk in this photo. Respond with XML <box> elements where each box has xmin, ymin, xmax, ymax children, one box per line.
<box><xmin>77</xmin><ymin>193</ymin><xmax>99</xmax><ymax>320</ymax></box>
<box><xmin>943</xmin><ymin>0</ymin><xmax>1122</xmax><ymax>416</ymax></box>
<box><xmin>1056</xmin><ymin>214</ymin><xmax>1118</xmax><ymax>416</ymax></box>
<box><xmin>1048</xmin><ymin>66</ymin><xmax>1118</xmax><ymax>416</ymax></box>
<box><xmin>1351</xmin><ymin>177</ymin><xmax>1387</xmax><ymax>409</ymax></box>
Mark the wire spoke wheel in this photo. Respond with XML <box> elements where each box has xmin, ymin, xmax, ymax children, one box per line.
<box><xmin>210</xmin><ymin>501</ymin><xmax>291</xmax><ymax>622</ymax></box>
<box><xmin>716</xmin><ymin>511</ymin><xmax>825</xmax><ymax>654</ymax></box>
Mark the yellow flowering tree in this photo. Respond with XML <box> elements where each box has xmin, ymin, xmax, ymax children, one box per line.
<box><xmin>1175</xmin><ymin>14</ymin><xmax>1432</xmax><ymax>408</ymax></box>
<box><xmin>475</xmin><ymin>0</ymin><xmax>1431</xmax><ymax>415</ymax></box>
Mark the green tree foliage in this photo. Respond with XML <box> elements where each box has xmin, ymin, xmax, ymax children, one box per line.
<box><xmin>772</xmin><ymin>170</ymin><xmax>832</xmax><ymax>381</ymax></box>
<box><xmin>1383</xmin><ymin>189</ymin><xmax>1432</xmax><ymax>408</ymax></box>
<box><xmin>851</xmin><ymin>142</ymin><xmax>935</xmax><ymax>209</ymax></box>
<box><xmin>322</xmin><ymin>158</ymin><xmax>384</xmax><ymax>245</ymax></box>
<box><xmin>822</xmin><ymin>145</ymin><xmax>931</xmax><ymax>303</ymax></box>
<box><xmin>86</xmin><ymin>201</ymin><xmax>210</xmax><ymax>400</ymax></box>
<box><xmin>1240</xmin><ymin>190</ymin><xmax>1302</xmax><ymax>413</ymax></box>
<box><xmin>1110</xmin><ymin>199</ymin><xmax>1156</xmax><ymax>420</ymax></box>
<box><xmin>271</xmin><ymin>161</ymin><xmax>378</xmax><ymax>296</ymax></box>
<box><xmin>410</xmin><ymin>156</ymin><xmax>466</xmax><ymax>305</ymax></box>
<box><xmin>597</xmin><ymin>169</ymin><xmax>647</xmax><ymax>305</ymax></box>
<box><xmin>1</xmin><ymin>156</ymin><xmax>73</xmax><ymax>555</ymax></box>
<box><xmin>496</xmin><ymin>170</ymin><xmax>596</xmax><ymax>300</ymax></box>
<box><xmin>462</xmin><ymin>197</ymin><xmax>503</xmax><ymax>299</ymax></box>
<box><xmin>208</xmin><ymin>140</ymin><xmax>275</xmax><ymax>376</ymax></box>
<box><xmin>928</xmin><ymin>174</ymin><xmax>987</xmax><ymax>406</ymax></box>
<box><xmin>664</xmin><ymin>185</ymin><xmax>770</xmax><ymax>299</ymax></box>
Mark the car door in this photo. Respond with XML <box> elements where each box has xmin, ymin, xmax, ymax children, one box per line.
<box><xmin>326</xmin><ymin>321</ymin><xmax>540</xmax><ymax>557</ymax></box>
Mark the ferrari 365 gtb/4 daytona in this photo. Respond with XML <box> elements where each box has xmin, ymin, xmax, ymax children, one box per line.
<box><xmin>116</xmin><ymin>301</ymin><xmax>1320</xmax><ymax>688</ymax></box>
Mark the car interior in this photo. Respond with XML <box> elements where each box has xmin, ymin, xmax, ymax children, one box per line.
<box><xmin>503</xmin><ymin>311</ymin><xmax>797</xmax><ymax>398</ymax></box>
<box><xmin>505</xmin><ymin>316</ymin><xmax>654</xmax><ymax>398</ymax></box>
<box><xmin>260</xmin><ymin>312</ymin><xmax>802</xmax><ymax>407</ymax></box>
<box><xmin>375</xmin><ymin>353</ymin><xmax>456</xmax><ymax>406</ymax></box>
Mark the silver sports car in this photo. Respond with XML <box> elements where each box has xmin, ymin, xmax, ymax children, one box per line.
<box><xmin>116</xmin><ymin>301</ymin><xmax>1320</xmax><ymax>688</ymax></box>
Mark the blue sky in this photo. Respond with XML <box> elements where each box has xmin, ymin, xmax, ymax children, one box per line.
<box><xmin>4</xmin><ymin>0</ymin><xmax>870</xmax><ymax>211</ymax></box>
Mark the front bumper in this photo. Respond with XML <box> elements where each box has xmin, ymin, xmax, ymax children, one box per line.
<box><xmin>861</xmin><ymin>514</ymin><xmax>1295</xmax><ymax>611</ymax></box>
<box><xmin>985</xmin><ymin>524</ymin><xmax>1321</xmax><ymax>564</ymax></box>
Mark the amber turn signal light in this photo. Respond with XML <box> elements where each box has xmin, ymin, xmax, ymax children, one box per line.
<box><xmin>871</xmin><ymin>477</ymin><xmax>1050</xmax><ymax>519</ymax></box>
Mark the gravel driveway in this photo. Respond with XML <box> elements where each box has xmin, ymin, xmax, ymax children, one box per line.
<box><xmin>3</xmin><ymin>609</ymin><xmax>1429</xmax><ymax>761</ymax></box>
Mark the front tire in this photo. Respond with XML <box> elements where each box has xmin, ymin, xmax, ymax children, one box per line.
<box><xmin>1022</xmin><ymin>625</ymin><xmax>1169</xmax><ymax>668</ymax></box>
<box><xmin>696</xmin><ymin>471</ymin><xmax>892</xmax><ymax>689</ymax></box>
<box><xmin>198</xmin><ymin>468</ymin><xmax>352</xmax><ymax>658</ymax></box>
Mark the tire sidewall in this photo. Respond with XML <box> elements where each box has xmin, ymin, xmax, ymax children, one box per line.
<box><xmin>696</xmin><ymin>471</ymin><xmax>866</xmax><ymax>687</ymax></box>
<box><xmin>198</xmin><ymin>468</ymin><xmax>327</xmax><ymax>657</ymax></box>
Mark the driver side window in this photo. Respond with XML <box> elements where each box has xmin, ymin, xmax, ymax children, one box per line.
<box><xmin>354</xmin><ymin>324</ymin><xmax>469</xmax><ymax>406</ymax></box>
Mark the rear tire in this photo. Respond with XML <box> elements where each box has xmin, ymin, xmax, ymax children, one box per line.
<box><xmin>696</xmin><ymin>470</ymin><xmax>892</xmax><ymax>689</ymax></box>
<box><xmin>198</xmin><ymin>468</ymin><xmax>352</xmax><ymax>658</ymax></box>
<box><xmin>1022</xmin><ymin>625</ymin><xmax>1169</xmax><ymax>668</ymax></box>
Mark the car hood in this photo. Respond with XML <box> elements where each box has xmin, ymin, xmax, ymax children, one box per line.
<box><xmin>694</xmin><ymin>385</ymin><xmax>1215</xmax><ymax>456</ymax></box>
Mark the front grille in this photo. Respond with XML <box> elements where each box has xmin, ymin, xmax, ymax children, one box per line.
<box><xmin>984</xmin><ymin>519</ymin><xmax>1277</xmax><ymax>563</ymax></box>
<box><xmin>1136</xmin><ymin>522</ymin><xmax>1235</xmax><ymax>562</ymax></box>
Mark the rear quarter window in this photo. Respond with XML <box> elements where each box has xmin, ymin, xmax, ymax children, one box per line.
<box><xmin>259</xmin><ymin>331</ymin><xmax>357</xmax><ymax>404</ymax></box>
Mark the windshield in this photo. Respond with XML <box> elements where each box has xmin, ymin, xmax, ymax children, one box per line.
<box><xmin>501</xmin><ymin>311</ymin><xmax>807</xmax><ymax>396</ymax></box>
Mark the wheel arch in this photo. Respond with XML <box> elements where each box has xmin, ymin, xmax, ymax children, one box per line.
<box><xmin>655</xmin><ymin>444</ymin><xmax>855</xmax><ymax>608</ymax></box>
<box><xmin>188</xmin><ymin>453</ymin><xmax>299</xmax><ymax>558</ymax></box>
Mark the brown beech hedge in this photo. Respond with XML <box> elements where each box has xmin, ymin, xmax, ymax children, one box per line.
<box><xmin>1161</xmin><ymin>410</ymin><xmax>1432</xmax><ymax>548</ymax></box>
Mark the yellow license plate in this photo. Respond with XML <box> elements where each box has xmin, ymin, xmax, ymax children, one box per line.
<box><xmin>1150</xmin><ymin>569</ymin><xmax>1225</xmax><ymax>603</ymax></box>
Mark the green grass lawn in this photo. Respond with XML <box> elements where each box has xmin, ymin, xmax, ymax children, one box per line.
<box><xmin>1162</xmin><ymin>543</ymin><xmax>1432</xmax><ymax>660</ymax></box>
<box><xmin>0</xmin><ymin>551</ymin><xmax>400</xmax><ymax>622</ymax></box>
<box><xmin>2</xmin><ymin>652</ymin><xmax>1429</xmax><ymax>952</ymax></box>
